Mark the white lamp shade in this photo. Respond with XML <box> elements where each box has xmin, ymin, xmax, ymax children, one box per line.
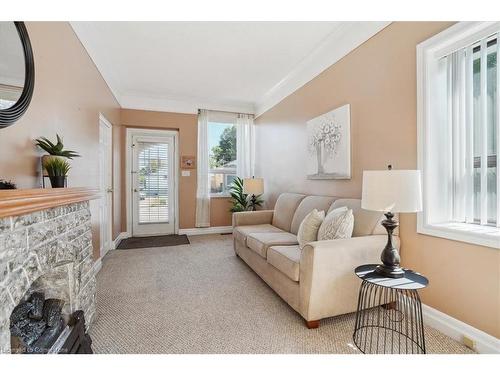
<box><xmin>243</xmin><ymin>178</ymin><xmax>264</xmax><ymax>195</ymax></box>
<box><xmin>362</xmin><ymin>170</ymin><xmax>422</xmax><ymax>213</ymax></box>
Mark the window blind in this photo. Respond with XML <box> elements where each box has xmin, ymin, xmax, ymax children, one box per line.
<box><xmin>137</xmin><ymin>141</ymin><xmax>170</xmax><ymax>224</ymax></box>
<box><xmin>448</xmin><ymin>33</ymin><xmax>499</xmax><ymax>227</ymax></box>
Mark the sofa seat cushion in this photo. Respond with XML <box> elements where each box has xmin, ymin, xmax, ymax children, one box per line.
<box><xmin>267</xmin><ymin>245</ymin><xmax>301</xmax><ymax>282</ymax></box>
<box><xmin>233</xmin><ymin>224</ymin><xmax>284</xmax><ymax>245</ymax></box>
<box><xmin>246</xmin><ymin>232</ymin><xmax>298</xmax><ymax>259</ymax></box>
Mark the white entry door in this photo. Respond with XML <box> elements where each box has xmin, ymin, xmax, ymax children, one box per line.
<box><xmin>98</xmin><ymin>115</ymin><xmax>113</xmax><ymax>257</ymax></box>
<box><xmin>132</xmin><ymin>134</ymin><xmax>176</xmax><ymax>236</ymax></box>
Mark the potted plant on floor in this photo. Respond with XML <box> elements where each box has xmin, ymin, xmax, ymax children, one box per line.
<box><xmin>42</xmin><ymin>157</ymin><xmax>71</xmax><ymax>188</ymax></box>
<box><xmin>35</xmin><ymin>134</ymin><xmax>80</xmax><ymax>187</ymax></box>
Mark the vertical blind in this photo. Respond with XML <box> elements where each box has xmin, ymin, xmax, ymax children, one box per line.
<box><xmin>448</xmin><ymin>33</ymin><xmax>499</xmax><ymax>227</ymax></box>
<box><xmin>137</xmin><ymin>141</ymin><xmax>170</xmax><ymax>224</ymax></box>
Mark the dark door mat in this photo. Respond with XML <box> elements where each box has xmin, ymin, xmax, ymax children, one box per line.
<box><xmin>117</xmin><ymin>234</ymin><xmax>190</xmax><ymax>250</ymax></box>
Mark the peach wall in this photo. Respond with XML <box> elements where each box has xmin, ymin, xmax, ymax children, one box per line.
<box><xmin>120</xmin><ymin>109</ymin><xmax>232</xmax><ymax>230</ymax></box>
<box><xmin>254</xmin><ymin>22</ymin><xmax>500</xmax><ymax>338</ymax></box>
<box><xmin>0</xmin><ymin>22</ymin><xmax>121</xmax><ymax>260</ymax></box>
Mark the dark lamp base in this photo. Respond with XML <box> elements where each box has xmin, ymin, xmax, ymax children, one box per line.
<box><xmin>376</xmin><ymin>211</ymin><xmax>405</xmax><ymax>279</ymax></box>
<box><xmin>375</xmin><ymin>264</ymin><xmax>405</xmax><ymax>278</ymax></box>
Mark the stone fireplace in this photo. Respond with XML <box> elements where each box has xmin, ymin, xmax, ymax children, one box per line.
<box><xmin>0</xmin><ymin>188</ymin><xmax>99</xmax><ymax>353</ymax></box>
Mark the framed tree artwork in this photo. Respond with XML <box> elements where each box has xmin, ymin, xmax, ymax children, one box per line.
<box><xmin>306</xmin><ymin>104</ymin><xmax>351</xmax><ymax>180</ymax></box>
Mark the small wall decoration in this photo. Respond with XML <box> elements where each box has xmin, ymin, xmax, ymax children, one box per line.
<box><xmin>181</xmin><ymin>156</ymin><xmax>196</xmax><ymax>169</ymax></box>
<box><xmin>307</xmin><ymin>104</ymin><xmax>351</xmax><ymax>180</ymax></box>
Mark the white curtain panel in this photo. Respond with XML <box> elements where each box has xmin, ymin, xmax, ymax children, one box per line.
<box><xmin>236</xmin><ymin>113</ymin><xmax>255</xmax><ymax>178</ymax></box>
<box><xmin>195</xmin><ymin>109</ymin><xmax>210</xmax><ymax>227</ymax></box>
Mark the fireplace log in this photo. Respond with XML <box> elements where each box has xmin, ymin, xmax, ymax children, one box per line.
<box><xmin>42</xmin><ymin>299</ymin><xmax>64</xmax><ymax>327</ymax></box>
<box><xmin>29</xmin><ymin>318</ymin><xmax>65</xmax><ymax>354</ymax></box>
<box><xmin>11</xmin><ymin>319</ymin><xmax>46</xmax><ymax>346</ymax></box>
<box><xmin>29</xmin><ymin>292</ymin><xmax>45</xmax><ymax>320</ymax></box>
<box><xmin>10</xmin><ymin>301</ymin><xmax>33</xmax><ymax>325</ymax></box>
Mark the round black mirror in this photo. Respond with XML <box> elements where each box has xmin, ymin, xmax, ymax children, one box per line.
<box><xmin>0</xmin><ymin>22</ymin><xmax>34</xmax><ymax>128</ymax></box>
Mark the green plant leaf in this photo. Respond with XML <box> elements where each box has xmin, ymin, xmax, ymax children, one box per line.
<box><xmin>35</xmin><ymin>134</ymin><xmax>80</xmax><ymax>158</ymax></box>
<box><xmin>43</xmin><ymin>157</ymin><xmax>71</xmax><ymax>177</ymax></box>
<box><xmin>228</xmin><ymin>176</ymin><xmax>251</xmax><ymax>212</ymax></box>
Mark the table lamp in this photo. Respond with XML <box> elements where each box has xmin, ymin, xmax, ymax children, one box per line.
<box><xmin>361</xmin><ymin>165</ymin><xmax>422</xmax><ymax>278</ymax></box>
<box><xmin>243</xmin><ymin>177</ymin><xmax>264</xmax><ymax>211</ymax></box>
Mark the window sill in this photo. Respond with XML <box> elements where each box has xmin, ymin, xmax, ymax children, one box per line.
<box><xmin>417</xmin><ymin>221</ymin><xmax>500</xmax><ymax>249</ymax></box>
<box><xmin>210</xmin><ymin>194</ymin><xmax>231</xmax><ymax>199</ymax></box>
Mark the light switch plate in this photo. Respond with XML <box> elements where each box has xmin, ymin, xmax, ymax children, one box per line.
<box><xmin>181</xmin><ymin>170</ymin><xmax>191</xmax><ymax>177</ymax></box>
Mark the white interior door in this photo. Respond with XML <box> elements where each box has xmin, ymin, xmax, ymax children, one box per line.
<box><xmin>132</xmin><ymin>134</ymin><xmax>176</xmax><ymax>236</ymax></box>
<box><xmin>98</xmin><ymin>115</ymin><xmax>113</xmax><ymax>257</ymax></box>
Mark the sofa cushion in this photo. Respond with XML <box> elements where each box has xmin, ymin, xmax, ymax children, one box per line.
<box><xmin>290</xmin><ymin>195</ymin><xmax>336</xmax><ymax>234</ymax></box>
<box><xmin>328</xmin><ymin>198</ymin><xmax>383</xmax><ymax>236</ymax></box>
<box><xmin>233</xmin><ymin>224</ymin><xmax>283</xmax><ymax>245</ymax></box>
<box><xmin>318</xmin><ymin>208</ymin><xmax>354</xmax><ymax>240</ymax></box>
<box><xmin>272</xmin><ymin>193</ymin><xmax>306</xmax><ymax>232</ymax></box>
<box><xmin>267</xmin><ymin>245</ymin><xmax>301</xmax><ymax>282</ymax></box>
<box><xmin>297</xmin><ymin>209</ymin><xmax>325</xmax><ymax>249</ymax></box>
<box><xmin>246</xmin><ymin>232</ymin><xmax>298</xmax><ymax>259</ymax></box>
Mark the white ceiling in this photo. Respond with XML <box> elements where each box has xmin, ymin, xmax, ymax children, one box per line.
<box><xmin>71</xmin><ymin>22</ymin><xmax>390</xmax><ymax>116</ymax></box>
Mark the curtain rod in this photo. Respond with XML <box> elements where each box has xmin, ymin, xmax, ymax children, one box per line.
<box><xmin>198</xmin><ymin>108</ymin><xmax>254</xmax><ymax>116</ymax></box>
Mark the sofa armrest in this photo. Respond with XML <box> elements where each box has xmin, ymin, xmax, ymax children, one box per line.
<box><xmin>232</xmin><ymin>210</ymin><xmax>274</xmax><ymax>227</ymax></box>
<box><xmin>299</xmin><ymin>235</ymin><xmax>400</xmax><ymax>321</ymax></box>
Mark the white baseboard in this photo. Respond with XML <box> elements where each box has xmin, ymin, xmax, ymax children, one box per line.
<box><xmin>422</xmin><ymin>304</ymin><xmax>500</xmax><ymax>353</ymax></box>
<box><xmin>113</xmin><ymin>232</ymin><xmax>130</xmax><ymax>249</ymax></box>
<box><xmin>179</xmin><ymin>226</ymin><xmax>233</xmax><ymax>236</ymax></box>
<box><xmin>93</xmin><ymin>258</ymin><xmax>102</xmax><ymax>275</ymax></box>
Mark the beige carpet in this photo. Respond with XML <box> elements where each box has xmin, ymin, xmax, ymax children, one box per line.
<box><xmin>89</xmin><ymin>234</ymin><xmax>473</xmax><ymax>354</ymax></box>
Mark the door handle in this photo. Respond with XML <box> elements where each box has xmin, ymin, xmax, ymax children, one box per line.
<box><xmin>134</xmin><ymin>188</ymin><xmax>138</xmax><ymax>193</ymax></box>
<box><xmin>107</xmin><ymin>188</ymin><xmax>113</xmax><ymax>193</ymax></box>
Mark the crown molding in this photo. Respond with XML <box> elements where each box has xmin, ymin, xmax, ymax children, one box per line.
<box><xmin>120</xmin><ymin>92</ymin><xmax>254</xmax><ymax>115</ymax></box>
<box><xmin>254</xmin><ymin>21</ymin><xmax>391</xmax><ymax>117</ymax></box>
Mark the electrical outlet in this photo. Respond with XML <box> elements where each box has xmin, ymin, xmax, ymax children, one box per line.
<box><xmin>463</xmin><ymin>336</ymin><xmax>475</xmax><ymax>350</ymax></box>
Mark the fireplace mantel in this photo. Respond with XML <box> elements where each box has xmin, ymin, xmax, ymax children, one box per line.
<box><xmin>0</xmin><ymin>187</ymin><xmax>100</xmax><ymax>219</ymax></box>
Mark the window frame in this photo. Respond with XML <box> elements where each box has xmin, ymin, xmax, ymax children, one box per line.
<box><xmin>417</xmin><ymin>21</ymin><xmax>500</xmax><ymax>249</ymax></box>
<box><xmin>208</xmin><ymin>167</ymin><xmax>237</xmax><ymax>198</ymax></box>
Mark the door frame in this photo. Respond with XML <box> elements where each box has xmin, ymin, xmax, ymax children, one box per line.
<box><xmin>125</xmin><ymin>127</ymin><xmax>179</xmax><ymax>236</ymax></box>
<box><xmin>98</xmin><ymin>113</ymin><xmax>113</xmax><ymax>257</ymax></box>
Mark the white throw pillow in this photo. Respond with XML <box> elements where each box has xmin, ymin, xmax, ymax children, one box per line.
<box><xmin>297</xmin><ymin>209</ymin><xmax>325</xmax><ymax>249</ymax></box>
<box><xmin>318</xmin><ymin>206</ymin><xmax>354</xmax><ymax>240</ymax></box>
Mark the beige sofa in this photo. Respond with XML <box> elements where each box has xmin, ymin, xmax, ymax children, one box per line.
<box><xmin>232</xmin><ymin>193</ymin><xmax>399</xmax><ymax>328</ymax></box>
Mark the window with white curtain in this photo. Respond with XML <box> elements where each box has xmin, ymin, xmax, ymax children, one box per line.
<box><xmin>417</xmin><ymin>22</ymin><xmax>499</xmax><ymax>248</ymax></box>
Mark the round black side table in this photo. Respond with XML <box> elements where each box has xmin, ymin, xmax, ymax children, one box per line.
<box><xmin>353</xmin><ymin>264</ymin><xmax>429</xmax><ymax>354</ymax></box>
